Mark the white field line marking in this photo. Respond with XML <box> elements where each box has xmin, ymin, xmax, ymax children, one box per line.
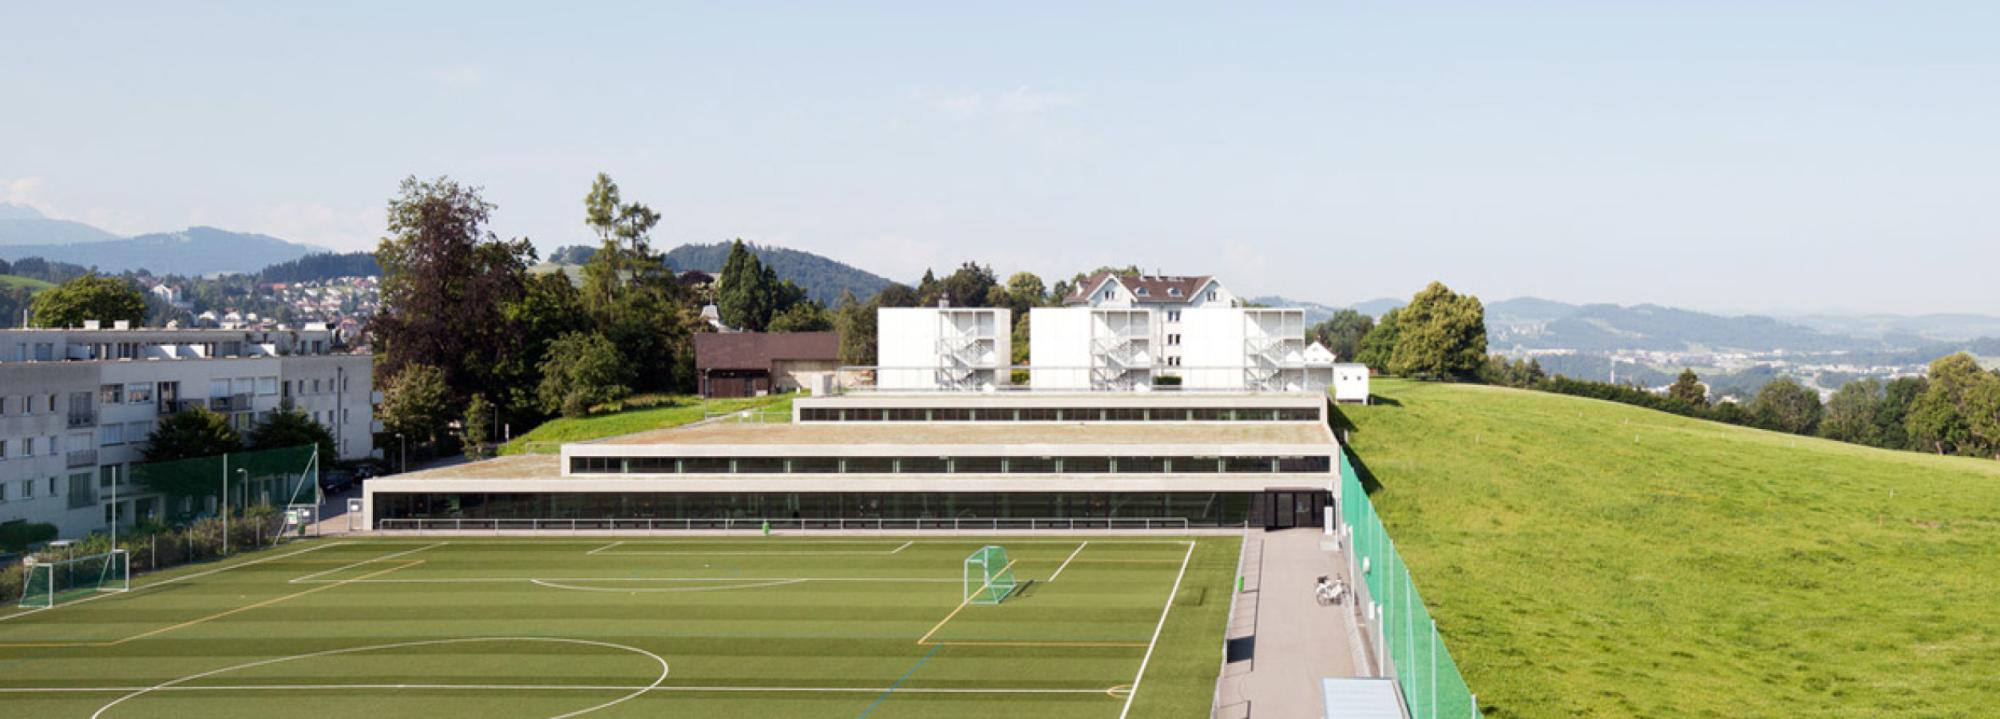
<box><xmin>3</xmin><ymin>684</ymin><xmax>1111</xmax><ymax>695</ymax></box>
<box><xmin>340</xmin><ymin>539</ymin><xmax>1195</xmax><ymax>547</ymax></box>
<box><xmin>531</xmin><ymin>578</ymin><xmax>808</xmax><ymax>593</ymax></box>
<box><xmin>290</xmin><ymin>576</ymin><xmax>961</xmax><ymax>585</ymax></box>
<box><xmin>585</xmin><ymin>541</ymin><xmax>625</xmax><ymax>555</ymax></box>
<box><xmin>1048</xmin><ymin>541</ymin><xmax>1088</xmax><ymax>582</ymax></box>
<box><xmin>891</xmin><ymin>540</ymin><xmax>914</xmax><ymax>554</ymax></box>
<box><xmin>289</xmin><ymin>542</ymin><xmax>446</xmax><ymax>583</ymax></box>
<box><xmin>0</xmin><ymin>542</ymin><xmax>347</xmax><ymax>623</ymax></box>
<box><xmin>1117</xmin><ymin>540</ymin><xmax>1196</xmax><ymax>719</ymax></box>
<box><xmin>88</xmin><ymin>637</ymin><xmax>669</xmax><ymax>719</ymax></box>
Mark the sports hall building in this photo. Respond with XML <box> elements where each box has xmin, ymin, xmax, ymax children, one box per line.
<box><xmin>362</xmin><ymin>392</ymin><xmax>1338</xmax><ymax>531</ymax></box>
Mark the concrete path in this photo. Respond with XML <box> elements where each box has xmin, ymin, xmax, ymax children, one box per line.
<box><xmin>1214</xmin><ymin>528</ymin><xmax>1377</xmax><ymax>718</ymax></box>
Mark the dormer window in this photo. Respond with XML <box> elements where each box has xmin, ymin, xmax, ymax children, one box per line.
<box><xmin>1168</xmin><ymin>288</ymin><xmax>1183</xmax><ymax>297</ymax></box>
<box><xmin>1135</xmin><ymin>287</ymin><xmax>1150</xmax><ymax>297</ymax></box>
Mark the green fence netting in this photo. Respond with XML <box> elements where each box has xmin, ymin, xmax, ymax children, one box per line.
<box><xmin>1342</xmin><ymin>450</ymin><xmax>1482</xmax><ymax>719</ymax></box>
<box><xmin>129</xmin><ymin>444</ymin><xmax>320</xmax><ymax>523</ymax></box>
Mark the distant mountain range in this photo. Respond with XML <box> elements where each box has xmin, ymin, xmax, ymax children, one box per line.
<box><xmin>0</xmin><ymin>203</ymin><xmax>329</xmax><ymax>276</ymax></box>
<box><xmin>663</xmin><ymin>241</ymin><xmax>892</xmax><ymax>306</ymax></box>
<box><xmin>1247</xmin><ymin>295</ymin><xmax>1402</xmax><ymax>324</ymax></box>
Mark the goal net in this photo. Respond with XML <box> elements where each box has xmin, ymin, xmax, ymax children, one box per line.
<box><xmin>963</xmin><ymin>545</ymin><xmax>1018</xmax><ymax>605</ymax></box>
<box><xmin>19</xmin><ymin>549</ymin><xmax>130</xmax><ymax>609</ymax></box>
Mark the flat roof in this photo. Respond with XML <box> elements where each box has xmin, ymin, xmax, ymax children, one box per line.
<box><xmin>394</xmin><ymin>453</ymin><xmax>561</xmax><ymax>481</ymax></box>
<box><xmin>606</xmin><ymin>421</ymin><xmax>1331</xmax><ymax>447</ymax></box>
<box><xmin>796</xmin><ymin>392</ymin><xmax>1326</xmax><ymax>407</ymax></box>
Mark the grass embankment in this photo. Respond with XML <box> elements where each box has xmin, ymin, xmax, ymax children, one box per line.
<box><xmin>499</xmin><ymin>394</ymin><xmax>793</xmax><ymax>454</ymax></box>
<box><xmin>1341</xmin><ymin>379</ymin><xmax>2000</xmax><ymax>719</ymax></box>
<box><xmin>0</xmin><ymin>274</ymin><xmax>55</xmax><ymax>291</ymax></box>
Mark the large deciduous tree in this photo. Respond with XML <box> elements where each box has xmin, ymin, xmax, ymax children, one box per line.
<box><xmin>1906</xmin><ymin>353</ymin><xmax>1992</xmax><ymax>456</ymax></box>
<box><xmin>1354</xmin><ymin>307</ymin><xmax>1401</xmax><ymax>372</ymax></box>
<box><xmin>1819</xmin><ymin>378</ymin><xmax>1884</xmax><ymax>446</ymax></box>
<box><xmin>143</xmin><ymin>407</ymin><xmax>244</xmax><ymax>462</ymax></box>
<box><xmin>1308</xmin><ymin>309</ymin><xmax>1375</xmax><ymax>362</ymax></box>
<box><xmin>1387</xmin><ymin>282</ymin><xmax>1487</xmax><ymax>379</ymax></box>
<box><xmin>247</xmin><ymin>409</ymin><xmax>337</xmax><ymax>463</ymax></box>
<box><xmin>378</xmin><ymin>363</ymin><xmax>455</xmax><ymax>447</ymax></box>
<box><xmin>28</xmin><ymin>273</ymin><xmax>145</xmax><ymax>328</ymax></box>
<box><xmin>538</xmin><ymin>332</ymin><xmax>632</xmax><ymax>418</ymax></box>
<box><xmin>370</xmin><ymin>176</ymin><xmax>534</xmax><ymax>413</ymax></box>
<box><xmin>1667</xmin><ymin>369</ymin><xmax>1709</xmax><ymax>408</ymax></box>
<box><xmin>1750</xmin><ymin>377</ymin><xmax>1823</xmax><ymax>435</ymax></box>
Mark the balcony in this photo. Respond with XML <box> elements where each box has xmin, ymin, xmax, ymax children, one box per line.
<box><xmin>208</xmin><ymin>394</ymin><xmax>255</xmax><ymax>412</ymax></box>
<box><xmin>66</xmin><ymin>449</ymin><xmax>98</xmax><ymax>469</ymax></box>
<box><xmin>67</xmin><ymin>411</ymin><xmax>96</xmax><ymax>428</ymax></box>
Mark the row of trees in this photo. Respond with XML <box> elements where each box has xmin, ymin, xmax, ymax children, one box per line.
<box><xmin>1479</xmin><ymin>354</ymin><xmax>2000</xmax><ymax>460</ymax></box>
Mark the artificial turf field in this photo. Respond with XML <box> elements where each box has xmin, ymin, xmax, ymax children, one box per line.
<box><xmin>0</xmin><ymin>535</ymin><xmax>1240</xmax><ymax>718</ymax></box>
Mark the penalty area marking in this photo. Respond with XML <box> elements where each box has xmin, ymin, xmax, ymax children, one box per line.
<box><xmin>88</xmin><ymin>637</ymin><xmax>670</xmax><ymax>719</ymax></box>
<box><xmin>288</xmin><ymin>542</ymin><xmax>447</xmax><ymax>583</ymax></box>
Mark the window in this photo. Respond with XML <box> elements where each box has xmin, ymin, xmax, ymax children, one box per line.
<box><xmin>1166</xmin><ymin>310</ymin><xmax>1180</xmax><ymax>322</ymax></box>
<box><xmin>258</xmin><ymin>377</ymin><xmax>278</xmax><ymax>395</ymax></box>
<box><xmin>127</xmin><ymin>421</ymin><xmax>153</xmax><ymax>441</ymax></box>
<box><xmin>126</xmin><ymin>383</ymin><xmax>153</xmax><ymax>404</ymax></box>
<box><xmin>19</xmin><ymin>479</ymin><xmax>30</xmax><ymax>498</ymax></box>
<box><xmin>1206</xmin><ymin>290</ymin><xmax>1217</xmax><ymax>301</ymax></box>
<box><xmin>1166</xmin><ymin>334</ymin><xmax>1180</xmax><ymax>346</ymax></box>
<box><xmin>67</xmin><ymin>473</ymin><xmax>94</xmax><ymax>509</ymax></box>
<box><xmin>23</xmin><ymin>437</ymin><xmax>34</xmax><ymax>456</ymax></box>
<box><xmin>312</xmin><ymin>379</ymin><xmax>322</xmax><ymax>394</ymax></box>
<box><xmin>0</xmin><ymin>439</ymin><xmax>7</xmax><ymax>458</ymax></box>
<box><xmin>209</xmin><ymin>379</ymin><xmax>231</xmax><ymax>398</ymax></box>
<box><xmin>102</xmin><ymin>464</ymin><xmax>120</xmax><ymax>488</ymax></box>
<box><xmin>0</xmin><ymin>396</ymin><xmax>8</xmax><ymax>415</ymax></box>
<box><xmin>1135</xmin><ymin>287</ymin><xmax>1149</xmax><ymax>296</ymax></box>
<box><xmin>1167</xmin><ymin>356</ymin><xmax>1181</xmax><ymax>367</ymax></box>
<box><xmin>0</xmin><ymin>483</ymin><xmax>7</xmax><ymax>502</ymax></box>
<box><xmin>1168</xmin><ymin>287</ymin><xmax>1183</xmax><ymax>297</ymax></box>
<box><xmin>47</xmin><ymin>476</ymin><xmax>57</xmax><ymax>496</ymax></box>
<box><xmin>100</xmin><ymin>384</ymin><xmax>123</xmax><ymax>404</ymax></box>
<box><xmin>99</xmin><ymin>423</ymin><xmax>124</xmax><ymax>447</ymax></box>
<box><xmin>47</xmin><ymin>435</ymin><xmax>59</xmax><ymax>453</ymax></box>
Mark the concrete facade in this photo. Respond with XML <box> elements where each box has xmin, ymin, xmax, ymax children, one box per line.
<box><xmin>876</xmin><ymin>307</ymin><xmax>1011</xmax><ymax>391</ymax></box>
<box><xmin>0</xmin><ymin>327</ymin><xmax>374</xmax><ymax>538</ymax></box>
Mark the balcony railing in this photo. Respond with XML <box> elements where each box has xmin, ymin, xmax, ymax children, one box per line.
<box><xmin>66</xmin><ymin>449</ymin><xmax>98</xmax><ymax>469</ymax></box>
<box><xmin>66</xmin><ymin>411</ymin><xmax>95</xmax><ymax>428</ymax></box>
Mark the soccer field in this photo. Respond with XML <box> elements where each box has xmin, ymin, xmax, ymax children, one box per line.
<box><xmin>0</xmin><ymin>536</ymin><xmax>1240</xmax><ymax>718</ymax></box>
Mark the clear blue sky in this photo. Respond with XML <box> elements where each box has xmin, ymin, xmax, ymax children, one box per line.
<box><xmin>2</xmin><ymin>2</ymin><xmax>1994</xmax><ymax>314</ymax></box>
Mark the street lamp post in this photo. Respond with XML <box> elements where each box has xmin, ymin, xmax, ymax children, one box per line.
<box><xmin>397</xmin><ymin>433</ymin><xmax>407</xmax><ymax>474</ymax></box>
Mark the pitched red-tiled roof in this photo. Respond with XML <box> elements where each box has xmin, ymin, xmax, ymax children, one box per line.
<box><xmin>1064</xmin><ymin>273</ymin><xmax>1214</xmax><ymax>305</ymax></box>
<box><xmin>694</xmin><ymin>331</ymin><xmax>840</xmax><ymax>371</ymax></box>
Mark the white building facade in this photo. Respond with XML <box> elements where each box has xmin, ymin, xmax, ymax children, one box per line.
<box><xmin>875</xmin><ymin>307</ymin><xmax>1012</xmax><ymax>391</ymax></box>
<box><xmin>0</xmin><ymin>326</ymin><xmax>375</xmax><ymax>538</ymax></box>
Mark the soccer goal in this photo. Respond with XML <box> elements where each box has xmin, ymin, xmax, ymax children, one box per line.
<box><xmin>963</xmin><ymin>545</ymin><xmax>1018</xmax><ymax>605</ymax></box>
<box><xmin>18</xmin><ymin>549</ymin><xmax>130</xmax><ymax>609</ymax></box>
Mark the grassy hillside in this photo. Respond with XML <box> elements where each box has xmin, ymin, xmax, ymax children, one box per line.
<box><xmin>499</xmin><ymin>394</ymin><xmax>792</xmax><ymax>454</ymax></box>
<box><xmin>0</xmin><ymin>274</ymin><xmax>54</xmax><ymax>291</ymax></box>
<box><xmin>1340</xmin><ymin>379</ymin><xmax>2000</xmax><ymax>719</ymax></box>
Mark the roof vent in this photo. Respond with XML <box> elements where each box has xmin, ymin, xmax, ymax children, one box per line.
<box><xmin>83</xmin><ymin>320</ymin><xmax>101</xmax><ymax>330</ymax></box>
<box><xmin>113</xmin><ymin>320</ymin><xmax>131</xmax><ymax>330</ymax></box>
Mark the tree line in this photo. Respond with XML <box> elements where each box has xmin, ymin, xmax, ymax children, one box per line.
<box><xmin>1352</xmin><ymin>281</ymin><xmax>2000</xmax><ymax>462</ymax></box>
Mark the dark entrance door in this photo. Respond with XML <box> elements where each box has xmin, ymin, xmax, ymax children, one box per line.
<box><xmin>1261</xmin><ymin>488</ymin><xmax>1328</xmax><ymax>530</ymax></box>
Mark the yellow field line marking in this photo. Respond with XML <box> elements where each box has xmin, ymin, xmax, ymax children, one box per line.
<box><xmin>915</xmin><ymin>558</ymin><xmax>1018</xmax><ymax>646</ymax></box>
<box><xmin>0</xmin><ymin>560</ymin><xmax>422</xmax><ymax>649</ymax></box>
<box><xmin>1048</xmin><ymin>542</ymin><xmax>1087</xmax><ymax>582</ymax></box>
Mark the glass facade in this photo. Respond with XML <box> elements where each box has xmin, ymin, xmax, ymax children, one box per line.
<box><xmin>798</xmin><ymin>406</ymin><xmax>1320</xmax><ymax>423</ymax></box>
<box><xmin>373</xmin><ymin>490</ymin><xmax>1260</xmax><ymax>527</ymax></box>
<box><xmin>568</xmin><ymin>454</ymin><xmax>1333</xmax><ymax>475</ymax></box>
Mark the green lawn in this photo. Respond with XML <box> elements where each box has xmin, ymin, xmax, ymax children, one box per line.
<box><xmin>500</xmin><ymin>394</ymin><xmax>795</xmax><ymax>455</ymax></box>
<box><xmin>0</xmin><ymin>536</ymin><xmax>1234</xmax><ymax>718</ymax></box>
<box><xmin>0</xmin><ymin>274</ymin><xmax>56</xmax><ymax>291</ymax></box>
<box><xmin>1341</xmin><ymin>379</ymin><xmax>2000</xmax><ymax>718</ymax></box>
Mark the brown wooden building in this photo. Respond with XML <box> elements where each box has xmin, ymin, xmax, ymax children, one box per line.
<box><xmin>694</xmin><ymin>331</ymin><xmax>841</xmax><ymax>398</ymax></box>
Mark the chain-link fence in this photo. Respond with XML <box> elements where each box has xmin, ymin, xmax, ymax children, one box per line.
<box><xmin>1341</xmin><ymin>450</ymin><xmax>1482</xmax><ymax>719</ymax></box>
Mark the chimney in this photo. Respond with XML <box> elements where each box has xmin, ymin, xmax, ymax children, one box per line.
<box><xmin>83</xmin><ymin>320</ymin><xmax>101</xmax><ymax>330</ymax></box>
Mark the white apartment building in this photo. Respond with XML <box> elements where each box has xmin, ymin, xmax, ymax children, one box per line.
<box><xmin>0</xmin><ymin>325</ymin><xmax>375</xmax><ymax>538</ymax></box>
<box><xmin>1063</xmin><ymin>274</ymin><xmax>1238</xmax><ymax>373</ymax></box>
<box><xmin>1028</xmin><ymin>307</ymin><xmax>1154</xmax><ymax>391</ymax></box>
<box><xmin>875</xmin><ymin>307</ymin><xmax>1012</xmax><ymax>391</ymax></box>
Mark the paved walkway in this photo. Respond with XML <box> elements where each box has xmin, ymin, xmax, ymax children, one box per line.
<box><xmin>1214</xmin><ymin>528</ymin><xmax>1378</xmax><ymax>718</ymax></box>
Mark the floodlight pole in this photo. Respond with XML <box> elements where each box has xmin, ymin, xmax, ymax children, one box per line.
<box><xmin>110</xmin><ymin>464</ymin><xmax>119</xmax><ymax>548</ymax></box>
<box><xmin>221</xmin><ymin>454</ymin><xmax>229</xmax><ymax>555</ymax></box>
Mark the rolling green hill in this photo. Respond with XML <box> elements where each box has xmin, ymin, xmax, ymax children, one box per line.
<box><xmin>0</xmin><ymin>274</ymin><xmax>54</xmax><ymax>291</ymax></box>
<box><xmin>1339</xmin><ymin>380</ymin><xmax>2000</xmax><ymax>718</ymax></box>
